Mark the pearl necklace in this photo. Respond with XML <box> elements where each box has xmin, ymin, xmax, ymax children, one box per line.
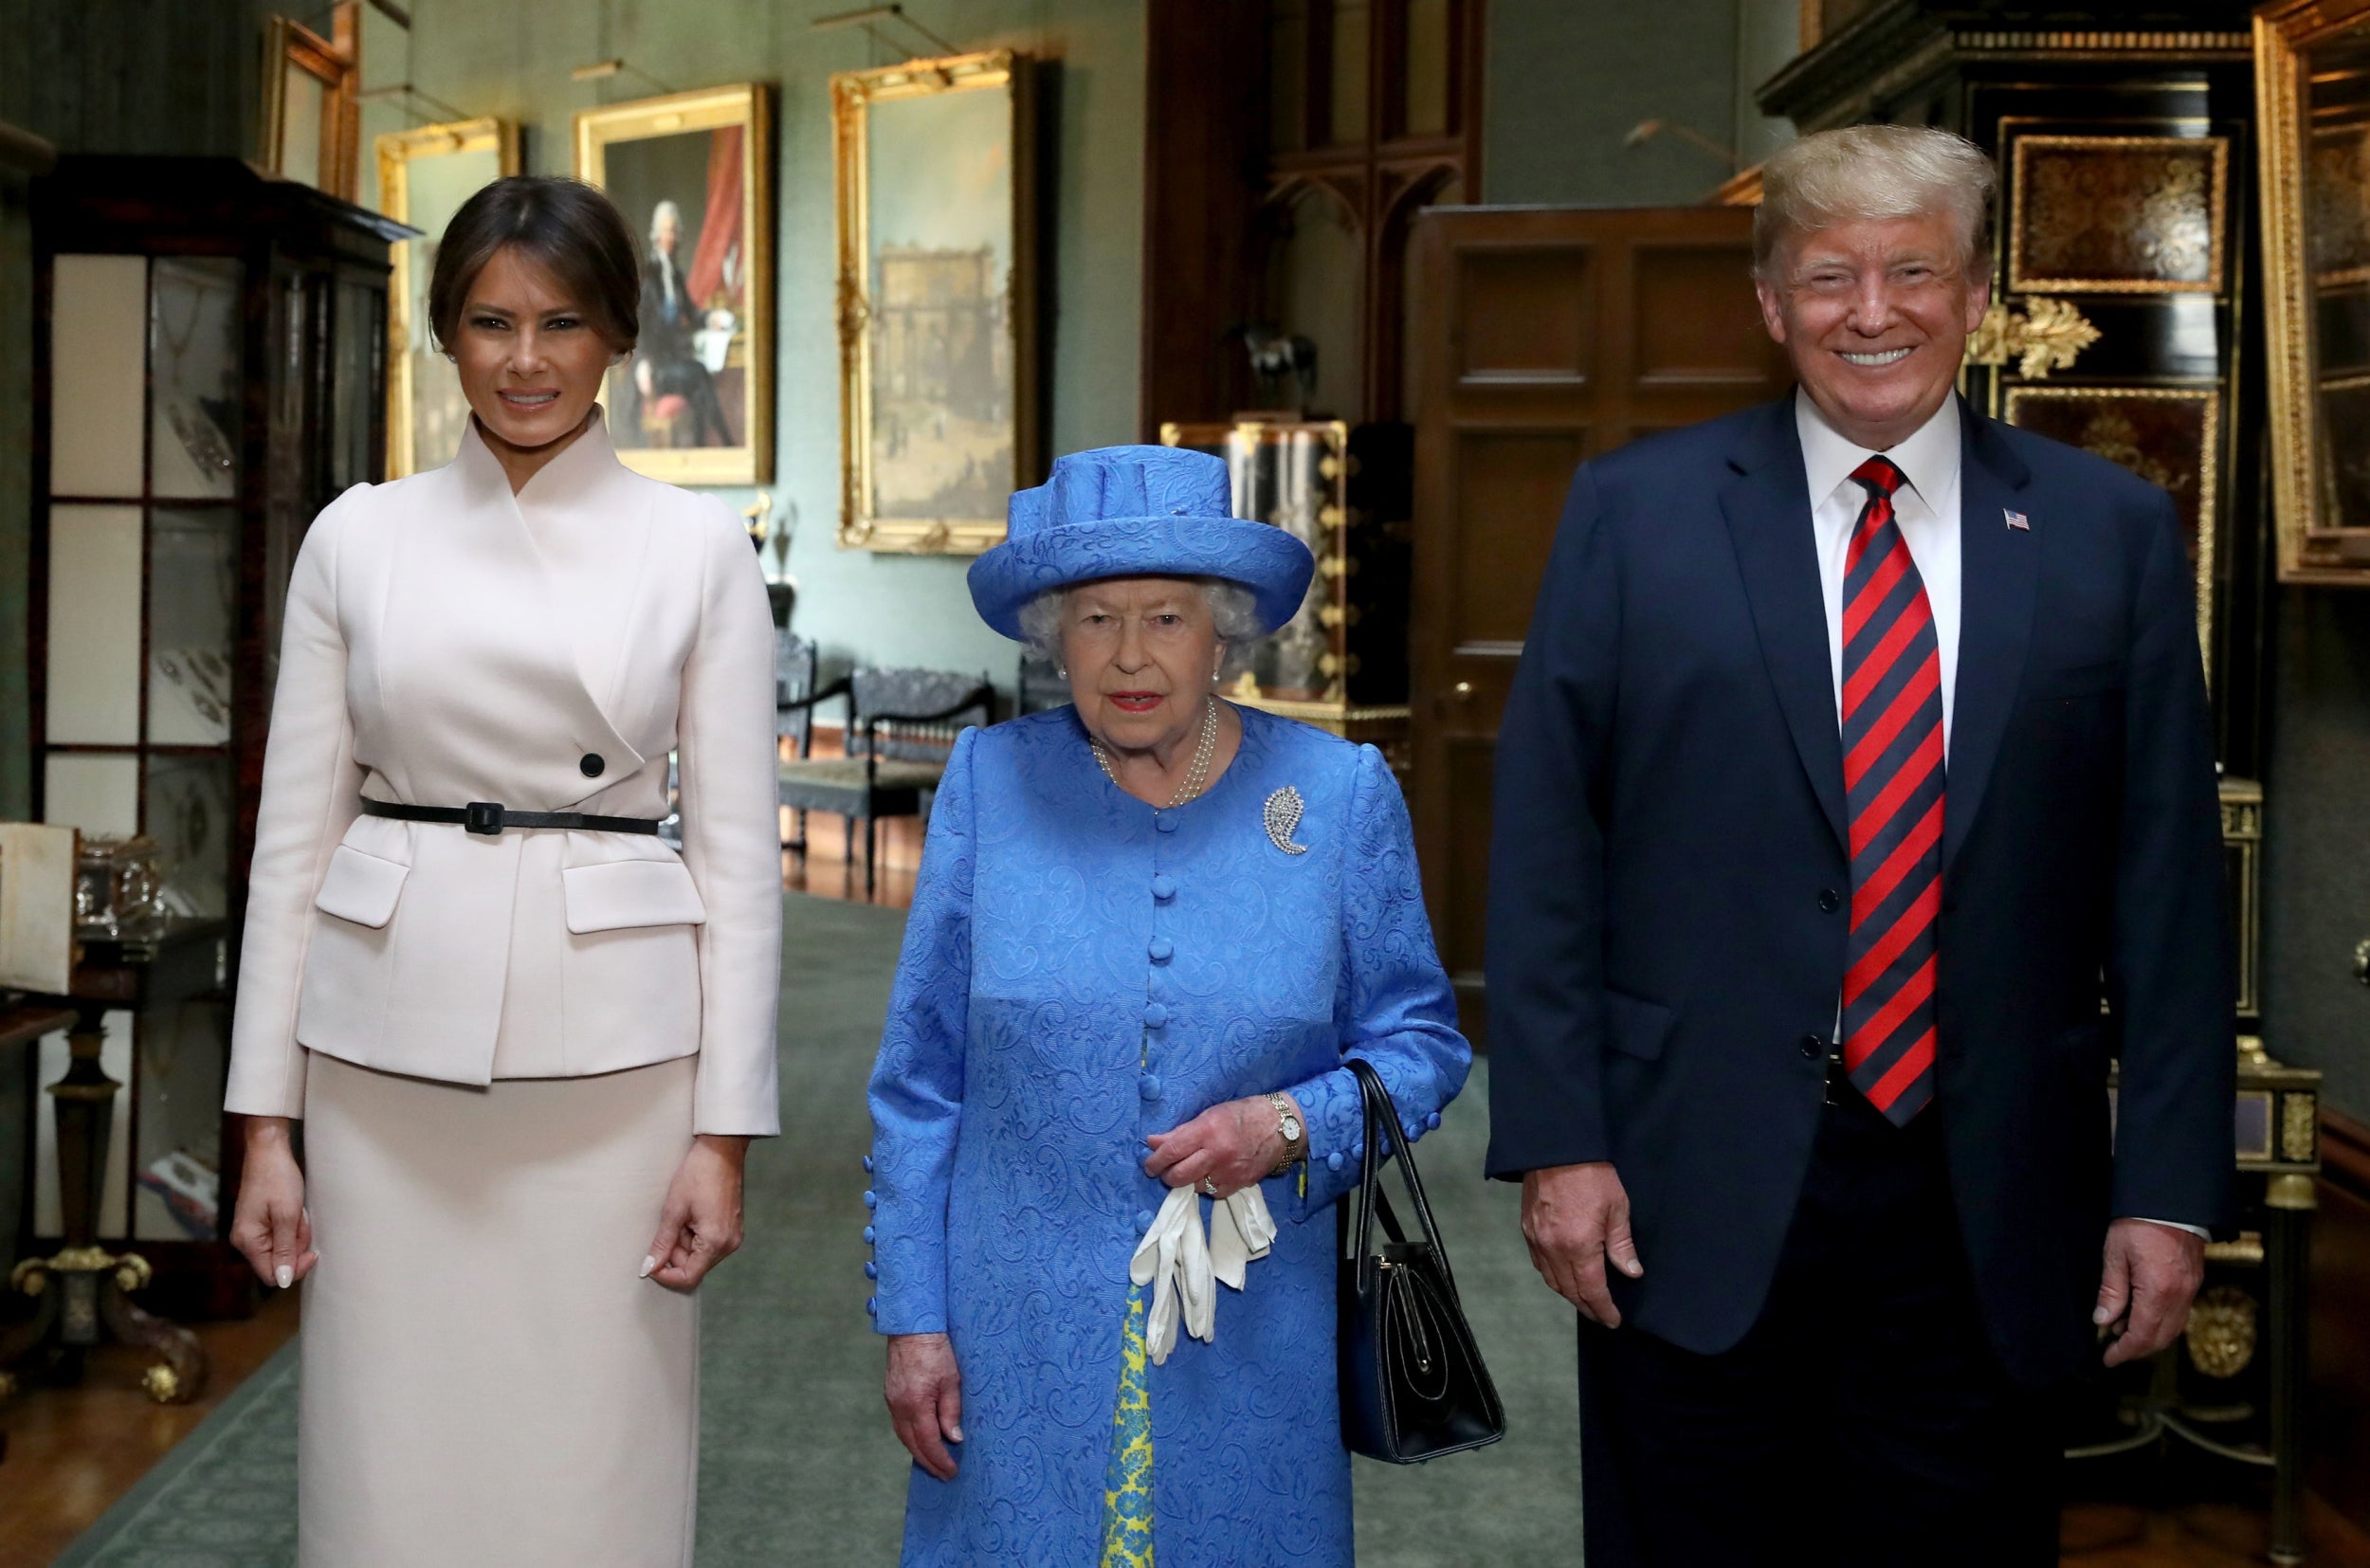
<box><xmin>1091</xmin><ymin>696</ymin><xmax>1220</xmax><ymax>808</ymax></box>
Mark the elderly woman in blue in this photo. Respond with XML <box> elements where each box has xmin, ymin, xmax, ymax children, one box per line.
<box><xmin>866</xmin><ymin>445</ymin><xmax>1469</xmax><ymax>1567</ymax></box>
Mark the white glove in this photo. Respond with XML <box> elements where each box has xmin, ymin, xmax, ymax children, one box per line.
<box><xmin>1209</xmin><ymin>1187</ymin><xmax>1277</xmax><ymax>1290</ymax></box>
<box><xmin>1128</xmin><ymin>1184</ymin><xmax>1278</xmax><ymax>1365</ymax></box>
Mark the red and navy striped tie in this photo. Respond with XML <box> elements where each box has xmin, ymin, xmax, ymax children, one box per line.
<box><xmin>1839</xmin><ymin>456</ymin><xmax>1941</xmax><ymax>1124</ymax></box>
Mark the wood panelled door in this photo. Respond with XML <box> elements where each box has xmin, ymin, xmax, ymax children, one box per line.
<box><xmin>1406</xmin><ymin>205</ymin><xmax>1792</xmax><ymax>1043</ymax></box>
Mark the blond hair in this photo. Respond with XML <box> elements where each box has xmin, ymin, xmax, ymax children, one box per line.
<box><xmin>1753</xmin><ymin>124</ymin><xmax>1996</xmax><ymax>280</ymax></box>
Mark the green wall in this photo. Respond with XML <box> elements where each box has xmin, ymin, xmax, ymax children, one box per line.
<box><xmin>357</xmin><ymin>0</ymin><xmax>1145</xmax><ymax>690</ymax></box>
<box><xmin>1484</xmin><ymin>0</ymin><xmax>1766</xmax><ymax>206</ymax></box>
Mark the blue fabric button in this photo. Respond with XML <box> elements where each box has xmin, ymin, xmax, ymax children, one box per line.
<box><xmin>863</xmin><ymin>1225</ymin><xmax>876</xmax><ymax>1245</ymax></box>
<box><xmin>1426</xmin><ymin>1112</ymin><xmax>1442</xmax><ymax>1131</ymax></box>
<box><xmin>866</xmin><ymin>1296</ymin><xmax>879</xmax><ymax>1318</ymax></box>
<box><xmin>1135</xmin><ymin>1209</ymin><xmax>1155</xmax><ymax>1229</ymax></box>
<box><xmin>863</xmin><ymin>1189</ymin><xmax>878</xmax><ymax>1210</ymax></box>
<box><xmin>1326</xmin><ymin>1150</ymin><xmax>1345</xmax><ymax>1172</ymax></box>
<box><xmin>1149</xmin><ymin>937</ymin><xmax>1174</xmax><ymax>962</ymax></box>
<box><xmin>1151</xmin><ymin>874</ymin><xmax>1176</xmax><ymax>900</ymax></box>
<box><xmin>1139</xmin><ymin>1072</ymin><xmax>1163</xmax><ymax>1101</ymax></box>
<box><xmin>1143</xmin><ymin>1002</ymin><xmax>1170</xmax><ymax>1029</ymax></box>
<box><xmin>865</xmin><ymin>1261</ymin><xmax>879</xmax><ymax>1280</ymax></box>
<box><xmin>1155</xmin><ymin>811</ymin><xmax>1178</xmax><ymax>833</ymax></box>
<box><xmin>862</xmin><ymin>1154</ymin><xmax>874</xmax><ymax>1173</ymax></box>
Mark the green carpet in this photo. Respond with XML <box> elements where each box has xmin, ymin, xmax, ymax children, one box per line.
<box><xmin>59</xmin><ymin>893</ymin><xmax>1580</xmax><ymax>1564</ymax></box>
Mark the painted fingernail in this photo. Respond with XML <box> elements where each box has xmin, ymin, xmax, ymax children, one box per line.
<box><xmin>949</xmin><ymin>1425</ymin><xmax>965</xmax><ymax>1443</ymax></box>
<box><xmin>640</xmin><ymin>1255</ymin><xmax>658</xmax><ymax>1279</ymax></box>
<box><xmin>276</xmin><ymin>1265</ymin><xmax>294</xmax><ymax>1289</ymax></box>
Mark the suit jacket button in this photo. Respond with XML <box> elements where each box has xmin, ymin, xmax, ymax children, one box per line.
<box><xmin>1798</xmin><ymin>1035</ymin><xmax>1824</xmax><ymax>1059</ymax></box>
<box><xmin>580</xmin><ymin>753</ymin><xmax>606</xmax><ymax>778</ymax></box>
<box><xmin>1818</xmin><ymin>888</ymin><xmax>1841</xmax><ymax>913</ymax></box>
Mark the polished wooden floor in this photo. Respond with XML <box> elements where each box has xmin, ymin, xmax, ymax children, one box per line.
<box><xmin>0</xmin><ymin>1285</ymin><xmax>300</xmax><ymax>1568</ymax></box>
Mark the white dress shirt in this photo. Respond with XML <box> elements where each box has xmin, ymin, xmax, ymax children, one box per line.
<box><xmin>1794</xmin><ymin>391</ymin><xmax>2203</xmax><ymax>1242</ymax></box>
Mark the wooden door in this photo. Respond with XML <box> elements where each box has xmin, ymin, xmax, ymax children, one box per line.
<box><xmin>1406</xmin><ymin>205</ymin><xmax>1792</xmax><ymax>1044</ymax></box>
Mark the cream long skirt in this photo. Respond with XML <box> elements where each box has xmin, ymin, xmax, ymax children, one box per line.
<box><xmin>297</xmin><ymin>1051</ymin><xmax>700</xmax><ymax>1568</ymax></box>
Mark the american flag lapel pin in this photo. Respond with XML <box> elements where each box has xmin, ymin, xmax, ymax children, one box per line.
<box><xmin>2005</xmin><ymin>509</ymin><xmax>2030</xmax><ymax>531</ymax></box>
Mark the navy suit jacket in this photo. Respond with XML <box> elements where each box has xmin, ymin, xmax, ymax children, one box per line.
<box><xmin>1484</xmin><ymin>394</ymin><xmax>2233</xmax><ymax>1386</ymax></box>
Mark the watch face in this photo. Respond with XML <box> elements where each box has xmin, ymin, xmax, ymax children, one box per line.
<box><xmin>1282</xmin><ymin>1114</ymin><xmax>1304</xmax><ymax>1140</ymax></box>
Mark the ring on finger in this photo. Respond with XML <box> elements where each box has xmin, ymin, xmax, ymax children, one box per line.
<box><xmin>1199</xmin><ymin>1176</ymin><xmax>1219</xmax><ymax>1196</ymax></box>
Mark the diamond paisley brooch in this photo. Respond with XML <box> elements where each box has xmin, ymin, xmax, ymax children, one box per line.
<box><xmin>1263</xmin><ymin>787</ymin><xmax>1309</xmax><ymax>855</ymax></box>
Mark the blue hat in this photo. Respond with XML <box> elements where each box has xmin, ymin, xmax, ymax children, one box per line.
<box><xmin>967</xmin><ymin>446</ymin><xmax>1315</xmax><ymax>641</ymax></box>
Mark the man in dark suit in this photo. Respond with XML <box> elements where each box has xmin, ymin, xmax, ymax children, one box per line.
<box><xmin>1486</xmin><ymin>124</ymin><xmax>2232</xmax><ymax>1564</ymax></box>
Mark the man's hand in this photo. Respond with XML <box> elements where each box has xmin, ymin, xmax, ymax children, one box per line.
<box><xmin>1521</xmin><ymin>1162</ymin><xmax>1644</xmax><ymax>1326</ymax></box>
<box><xmin>2096</xmin><ymin>1217</ymin><xmax>2206</xmax><ymax>1367</ymax></box>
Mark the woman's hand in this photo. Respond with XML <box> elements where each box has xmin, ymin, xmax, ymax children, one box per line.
<box><xmin>643</xmin><ymin>1135</ymin><xmax>748</xmax><ymax>1290</ymax></box>
<box><xmin>229</xmin><ymin>1117</ymin><xmax>319</xmax><ymax>1290</ymax></box>
<box><xmin>1142</xmin><ymin>1094</ymin><xmax>1298</xmax><ymax>1199</ymax></box>
<box><xmin>886</xmin><ymin>1331</ymin><xmax>964</xmax><ymax>1481</ymax></box>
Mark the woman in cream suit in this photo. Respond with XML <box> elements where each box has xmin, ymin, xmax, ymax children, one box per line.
<box><xmin>225</xmin><ymin>176</ymin><xmax>781</xmax><ymax>1566</ymax></box>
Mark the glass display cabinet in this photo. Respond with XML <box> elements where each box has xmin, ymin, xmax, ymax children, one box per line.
<box><xmin>1158</xmin><ymin>418</ymin><xmax>1413</xmax><ymax>760</ymax></box>
<box><xmin>23</xmin><ymin>155</ymin><xmax>408</xmax><ymax>1315</ymax></box>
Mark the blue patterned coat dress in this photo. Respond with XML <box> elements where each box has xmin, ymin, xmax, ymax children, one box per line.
<box><xmin>867</xmin><ymin>702</ymin><xmax>1470</xmax><ymax>1566</ymax></box>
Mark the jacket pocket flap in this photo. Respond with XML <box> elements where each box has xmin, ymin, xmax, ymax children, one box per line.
<box><xmin>314</xmin><ymin>844</ymin><xmax>409</xmax><ymax>930</ymax></box>
<box><xmin>562</xmin><ymin>858</ymin><xmax>707</xmax><ymax>935</ymax></box>
<box><xmin>1604</xmin><ymin>988</ymin><xmax>1676</xmax><ymax>1062</ymax></box>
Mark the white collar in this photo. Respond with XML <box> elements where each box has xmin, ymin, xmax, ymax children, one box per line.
<box><xmin>1795</xmin><ymin>389</ymin><xmax>1960</xmax><ymax>513</ymax></box>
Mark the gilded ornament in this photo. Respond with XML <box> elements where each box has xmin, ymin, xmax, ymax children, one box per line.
<box><xmin>1965</xmin><ymin>297</ymin><xmax>2103</xmax><ymax>379</ymax></box>
<box><xmin>2183</xmin><ymin>1285</ymin><xmax>2257</xmax><ymax>1379</ymax></box>
<box><xmin>2282</xmin><ymin>1092</ymin><xmax>2319</xmax><ymax>1163</ymax></box>
<box><xmin>141</xmin><ymin>1363</ymin><xmax>182</xmax><ymax>1404</ymax></box>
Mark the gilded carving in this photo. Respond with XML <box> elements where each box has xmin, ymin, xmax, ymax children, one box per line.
<box><xmin>2183</xmin><ymin>1285</ymin><xmax>2258</xmax><ymax>1379</ymax></box>
<box><xmin>2281</xmin><ymin>1092</ymin><xmax>2319</xmax><ymax>1163</ymax></box>
<box><xmin>1965</xmin><ymin>297</ymin><xmax>2102</xmax><ymax>378</ymax></box>
<box><xmin>2010</xmin><ymin>135</ymin><xmax>2230</xmax><ymax>294</ymax></box>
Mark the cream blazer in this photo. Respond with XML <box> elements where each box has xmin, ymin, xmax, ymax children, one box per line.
<box><xmin>225</xmin><ymin>413</ymin><xmax>782</xmax><ymax>1136</ymax></box>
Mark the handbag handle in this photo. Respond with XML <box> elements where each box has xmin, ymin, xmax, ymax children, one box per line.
<box><xmin>1344</xmin><ymin>1057</ymin><xmax>1462</xmax><ymax>1302</ymax></box>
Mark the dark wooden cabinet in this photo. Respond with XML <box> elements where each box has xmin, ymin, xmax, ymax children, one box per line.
<box><xmin>21</xmin><ymin>155</ymin><xmax>405</xmax><ymax>1311</ymax></box>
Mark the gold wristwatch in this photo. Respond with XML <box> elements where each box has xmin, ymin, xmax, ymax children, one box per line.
<box><xmin>1267</xmin><ymin>1091</ymin><xmax>1307</xmax><ymax>1175</ymax></box>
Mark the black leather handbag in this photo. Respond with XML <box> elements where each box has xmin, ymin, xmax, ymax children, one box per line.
<box><xmin>1337</xmin><ymin>1057</ymin><xmax>1506</xmax><ymax>1463</ymax></box>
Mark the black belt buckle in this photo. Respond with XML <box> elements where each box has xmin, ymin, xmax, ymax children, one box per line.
<box><xmin>465</xmin><ymin>801</ymin><xmax>505</xmax><ymax>835</ymax></box>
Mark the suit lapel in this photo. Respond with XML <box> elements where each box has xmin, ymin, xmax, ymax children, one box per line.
<box><xmin>1720</xmin><ymin>399</ymin><xmax>1847</xmax><ymax>853</ymax></box>
<box><xmin>439</xmin><ymin>419</ymin><xmax>645</xmax><ymax>786</ymax></box>
<box><xmin>1942</xmin><ymin>404</ymin><xmax>2036</xmax><ymax>875</ymax></box>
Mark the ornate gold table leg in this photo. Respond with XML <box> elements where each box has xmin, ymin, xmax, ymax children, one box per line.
<box><xmin>0</xmin><ymin>1009</ymin><xmax>210</xmax><ymax>1405</ymax></box>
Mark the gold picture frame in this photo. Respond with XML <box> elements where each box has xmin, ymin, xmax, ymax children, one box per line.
<box><xmin>2009</xmin><ymin>134</ymin><xmax>2229</xmax><ymax>295</ymax></box>
<box><xmin>2257</xmin><ymin>2</ymin><xmax>2370</xmax><ymax>582</ymax></box>
<box><xmin>377</xmin><ymin>119</ymin><xmax>520</xmax><ymax>479</ymax></box>
<box><xmin>2001</xmin><ymin>384</ymin><xmax>2219</xmax><ymax>671</ymax></box>
<box><xmin>574</xmin><ymin>84</ymin><xmax>775</xmax><ymax>485</ymax></box>
<box><xmin>260</xmin><ymin>4</ymin><xmax>361</xmax><ymax>202</ymax></box>
<box><xmin>832</xmin><ymin>52</ymin><xmax>1039</xmax><ymax>555</ymax></box>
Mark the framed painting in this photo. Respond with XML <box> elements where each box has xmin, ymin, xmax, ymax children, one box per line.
<box><xmin>574</xmin><ymin>84</ymin><xmax>774</xmax><ymax>485</ymax></box>
<box><xmin>261</xmin><ymin>4</ymin><xmax>361</xmax><ymax>202</ymax></box>
<box><xmin>2008</xmin><ymin>134</ymin><xmax>2229</xmax><ymax>295</ymax></box>
<box><xmin>832</xmin><ymin>52</ymin><xmax>1038</xmax><ymax>554</ymax></box>
<box><xmin>2257</xmin><ymin>2</ymin><xmax>2370</xmax><ymax>580</ymax></box>
<box><xmin>2002</xmin><ymin>384</ymin><xmax>2219</xmax><ymax>669</ymax></box>
<box><xmin>377</xmin><ymin>118</ymin><xmax>520</xmax><ymax>478</ymax></box>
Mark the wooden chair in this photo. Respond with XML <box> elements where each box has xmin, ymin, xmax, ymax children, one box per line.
<box><xmin>777</xmin><ymin>665</ymin><xmax>994</xmax><ymax>895</ymax></box>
